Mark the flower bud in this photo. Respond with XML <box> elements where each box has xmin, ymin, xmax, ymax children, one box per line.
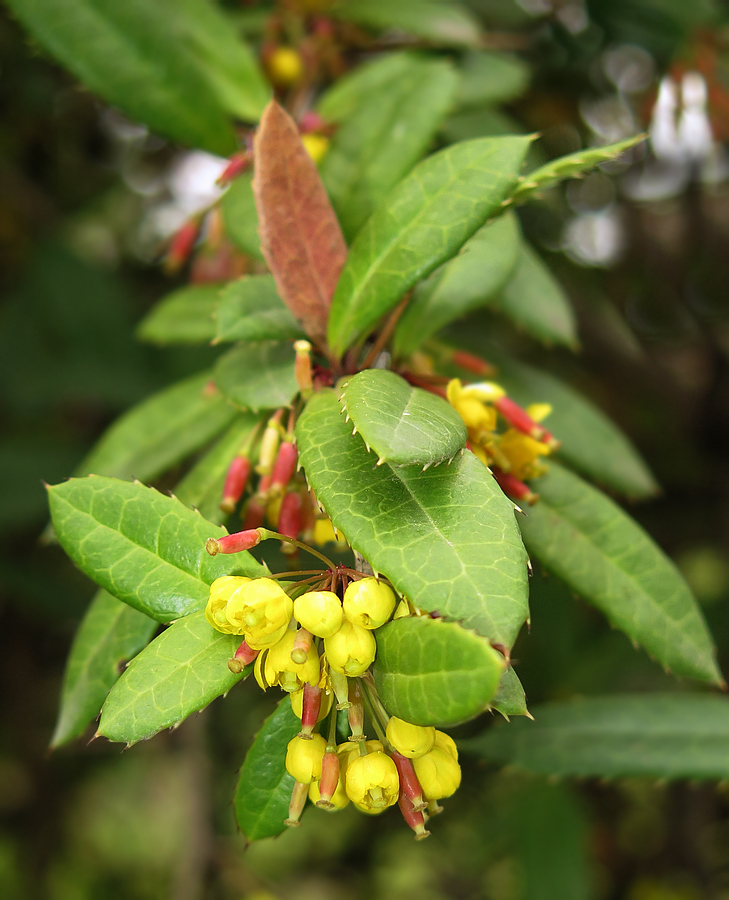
<box><xmin>259</xmin><ymin>629</ymin><xmax>320</xmax><ymax>693</ymax></box>
<box><xmin>386</xmin><ymin>717</ymin><xmax>435</xmax><ymax>759</ymax></box>
<box><xmin>266</xmin><ymin>46</ymin><xmax>304</xmax><ymax>87</ymax></box>
<box><xmin>324</xmin><ymin>620</ymin><xmax>376</xmax><ymax>676</ymax></box>
<box><xmin>220</xmin><ymin>456</ymin><xmax>251</xmax><ymax>514</ymax></box>
<box><xmin>257</xmin><ymin>418</ymin><xmax>281</xmax><ymax>476</ymax></box>
<box><xmin>342</xmin><ymin>577</ymin><xmax>396</xmax><ymax>630</ymax></box>
<box><xmin>398</xmin><ymin>793</ymin><xmax>430</xmax><ymax>840</ymax></box>
<box><xmin>285</xmin><ymin>779</ymin><xmax>309</xmax><ymax>827</ymax></box>
<box><xmin>309</xmin><ymin>770</ymin><xmax>349</xmax><ymax>811</ymax></box>
<box><xmin>345</xmin><ymin>751</ymin><xmax>399</xmax><ymax>811</ymax></box>
<box><xmin>433</xmin><ymin>730</ymin><xmax>459</xmax><ymax>761</ymax></box>
<box><xmin>278</xmin><ymin>491</ymin><xmax>302</xmax><ymax>546</ymax></box>
<box><xmin>228</xmin><ymin>638</ymin><xmax>258</xmax><ymax>674</ymax></box>
<box><xmin>294</xmin><ymin>590</ymin><xmax>343</xmax><ymax>638</ymax></box>
<box><xmin>206</xmin><ymin>529</ymin><xmax>261</xmax><ymax>556</ymax></box>
<box><xmin>412</xmin><ymin>747</ymin><xmax>462</xmax><ymax>800</ymax></box>
<box><xmin>286</xmin><ymin>733</ymin><xmax>326</xmax><ymax>784</ymax></box>
<box><xmin>205</xmin><ymin>576</ymin><xmax>251</xmax><ymax>634</ymax></box>
<box><xmin>315</xmin><ymin>747</ymin><xmax>341</xmax><ymax>809</ymax></box>
<box><xmin>270</xmin><ymin>441</ymin><xmax>298</xmax><ymax>495</ymax></box>
<box><xmin>291</xmin><ymin>685</ymin><xmax>333</xmax><ymax>723</ymax></box>
<box><xmin>225</xmin><ymin>578</ymin><xmax>293</xmax><ymax>646</ymax></box>
<box><xmin>294</xmin><ymin>340</ymin><xmax>313</xmax><ymax>396</ymax></box>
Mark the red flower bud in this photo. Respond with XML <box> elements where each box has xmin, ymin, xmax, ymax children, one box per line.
<box><xmin>164</xmin><ymin>219</ymin><xmax>200</xmax><ymax>274</ymax></box>
<box><xmin>492</xmin><ymin>469</ymin><xmax>539</xmax><ymax>505</ymax></box>
<box><xmin>278</xmin><ymin>491</ymin><xmax>302</xmax><ymax>542</ymax></box>
<box><xmin>217</xmin><ymin>150</ymin><xmax>252</xmax><ymax>185</ymax></box>
<box><xmin>206</xmin><ymin>529</ymin><xmax>261</xmax><ymax>556</ymax></box>
<box><xmin>390</xmin><ymin>750</ymin><xmax>427</xmax><ymax>811</ymax></box>
<box><xmin>228</xmin><ymin>638</ymin><xmax>259</xmax><ymax>673</ymax></box>
<box><xmin>452</xmin><ymin>350</ymin><xmax>495</xmax><ymax>377</ymax></box>
<box><xmin>271</xmin><ymin>441</ymin><xmax>298</xmax><ymax>493</ymax></box>
<box><xmin>299</xmin><ymin>111</ymin><xmax>326</xmax><ymax>134</ymax></box>
<box><xmin>220</xmin><ymin>456</ymin><xmax>251</xmax><ymax>514</ymax></box>
<box><xmin>494</xmin><ymin>395</ymin><xmax>558</xmax><ymax>447</ymax></box>
<box><xmin>317</xmin><ymin>748</ymin><xmax>341</xmax><ymax>809</ymax></box>
<box><xmin>398</xmin><ymin>793</ymin><xmax>430</xmax><ymax>840</ymax></box>
<box><xmin>299</xmin><ymin>682</ymin><xmax>322</xmax><ymax>736</ymax></box>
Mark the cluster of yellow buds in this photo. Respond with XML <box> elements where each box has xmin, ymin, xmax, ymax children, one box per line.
<box><xmin>446</xmin><ymin>378</ymin><xmax>559</xmax><ymax>505</ymax></box>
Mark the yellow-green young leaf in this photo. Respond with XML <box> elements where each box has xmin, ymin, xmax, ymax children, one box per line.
<box><xmin>6</xmin><ymin>0</ymin><xmax>269</xmax><ymax>155</ymax></box>
<box><xmin>332</xmin><ymin>0</ymin><xmax>481</xmax><ymax>47</ymax></box>
<box><xmin>327</xmin><ymin>135</ymin><xmax>533</xmax><ymax>357</ymax></box>
<box><xmin>456</xmin><ymin>51</ymin><xmax>530</xmax><ymax>108</ymax></box>
<box><xmin>512</xmin><ymin>135</ymin><xmax>645</xmax><ymax>204</ymax></box>
<box><xmin>76</xmin><ymin>371</ymin><xmax>236</xmax><ymax>483</ymax></box>
<box><xmin>214</xmin><ymin>341</ymin><xmax>298</xmax><ymax>412</ymax></box>
<box><xmin>467</xmin><ymin>694</ymin><xmax>729</xmax><ymax>779</ymax></box>
<box><xmin>317</xmin><ymin>52</ymin><xmax>418</xmax><ymax>122</ymax></box>
<box><xmin>520</xmin><ymin>464</ymin><xmax>722</xmax><ymax>685</ymax></box>
<box><xmin>136</xmin><ymin>284</ymin><xmax>220</xmax><ymax>345</ymax></box>
<box><xmin>393</xmin><ymin>212</ymin><xmax>520</xmax><ymax>357</ymax></box>
<box><xmin>221</xmin><ymin>175</ymin><xmax>263</xmax><ymax>260</ymax></box>
<box><xmin>235</xmin><ymin>698</ymin><xmax>300</xmax><ymax>841</ymax></box>
<box><xmin>48</xmin><ymin>476</ymin><xmax>265</xmax><ymax>623</ymax></box>
<box><xmin>51</xmin><ymin>590</ymin><xmax>157</xmax><ymax>748</ymax></box>
<box><xmin>491</xmin><ymin>666</ymin><xmax>529</xmax><ymax>719</ymax></box>
<box><xmin>320</xmin><ymin>56</ymin><xmax>459</xmax><ymax>240</ymax></box>
<box><xmin>373</xmin><ymin>616</ymin><xmax>505</xmax><ymax>727</ymax></box>
<box><xmin>494</xmin><ymin>242</ymin><xmax>578</xmax><ymax>349</ymax></box>
<box><xmin>98</xmin><ymin>611</ymin><xmax>249</xmax><ymax>745</ymax></box>
<box><xmin>215</xmin><ymin>276</ymin><xmax>305</xmax><ymax>344</ymax></box>
<box><xmin>339</xmin><ymin>369</ymin><xmax>466</xmax><ymax>467</ymax></box>
<box><xmin>296</xmin><ymin>390</ymin><xmax>529</xmax><ymax>648</ymax></box>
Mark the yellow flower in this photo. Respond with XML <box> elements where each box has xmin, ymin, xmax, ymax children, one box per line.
<box><xmin>433</xmin><ymin>730</ymin><xmax>459</xmax><ymax>761</ymax></box>
<box><xmin>324</xmin><ymin>620</ymin><xmax>377</xmax><ymax>676</ymax></box>
<box><xmin>343</xmin><ymin>577</ymin><xmax>396</xmax><ymax>630</ymax></box>
<box><xmin>205</xmin><ymin>576</ymin><xmax>251</xmax><ymax>634</ymax></box>
<box><xmin>285</xmin><ymin>734</ymin><xmax>326</xmax><ymax>784</ymax></box>
<box><xmin>344</xmin><ymin>750</ymin><xmax>399</xmax><ymax>811</ymax></box>
<box><xmin>386</xmin><ymin>717</ymin><xmax>435</xmax><ymax>759</ymax></box>
<box><xmin>255</xmin><ymin>630</ymin><xmax>320</xmax><ymax>693</ymax></box>
<box><xmin>225</xmin><ymin>578</ymin><xmax>293</xmax><ymax>647</ymax></box>
<box><xmin>301</xmin><ymin>133</ymin><xmax>329</xmax><ymax>164</ymax></box>
<box><xmin>412</xmin><ymin>747</ymin><xmax>461</xmax><ymax>800</ymax></box>
<box><xmin>497</xmin><ymin>429</ymin><xmax>550</xmax><ymax>481</ymax></box>
<box><xmin>308</xmin><ymin>776</ymin><xmax>349</xmax><ymax>810</ymax></box>
<box><xmin>446</xmin><ymin>379</ymin><xmax>499</xmax><ymax>432</ymax></box>
<box><xmin>313</xmin><ymin>517</ymin><xmax>348</xmax><ymax>547</ymax></box>
<box><xmin>267</xmin><ymin>46</ymin><xmax>304</xmax><ymax>87</ymax></box>
<box><xmin>294</xmin><ymin>590</ymin><xmax>343</xmax><ymax>638</ymax></box>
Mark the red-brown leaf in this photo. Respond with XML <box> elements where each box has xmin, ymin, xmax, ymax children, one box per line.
<box><xmin>253</xmin><ymin>100</ymin><xmax>347</xmax><ymax>350</ymax></box>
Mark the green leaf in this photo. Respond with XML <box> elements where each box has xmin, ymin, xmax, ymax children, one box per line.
<box><xmin>175</xmin><ymin>414</ymin><xmax>259</xmax><ymax>524</ymax></box>
<box><xmin>467</xmin><ymin>694</ymin><xmax>729</xmax><ymax>779</ymax></box>
<box><xmin>136</xmin><ymin>284</ymin><xmax>220</xmax><ymax>345</ymax></box>
<box><xmin>98</xmin><ymin>610</ymin><xmax>248</xmax><ymax>744</ymax></box>
<box><xmin>234</xmin><ymin>698</ymin><xmax>301</xmax><ymax>841</ymax></box>
<box><xmin>491</xmin><ymin>666</ymin><xmax>529</xmax><ymax>719</ymax></box>
<box><xmin>320</xmin><ymin>56</ymin><xmax>459</xmax><ymax>240</ymax></box>
<box><xmin>494</xmin><ymin>242</ymin><xmax>578</xmax><ymax>348</ymax></box>
<box><xmin>332</xmin><ymin>0</ymin><xmax>481</xmax><ymax>47</ymax></box>
<box><xmin>221</xmin><ymin>175</ymin><xmax>264</xmax><ymax>260</ymax></box>
<box><xmin>51</xmin><ymin>590</ymin><xmax>157</xmax><ymax>748</ymax></box>
<box><xmin>48</xmin><ymin>476</ymin><xmax>266</xmax><ymax>623</ymax></box>
<box><xmin>460</xmin><ymin>346</ymin><xmax>659</xmax><ymax>498</ymax></box>
<box><xmin>339</xmin><ymin>369</ymin><xmax>467</xmax><ymax>467</ymax></box>
<box><xmin>512</xmin><ymin>136</ymin><xmax>645</xmax><ymax>204</ymax></box>
<box><xmin>296</xmin><ymin>390</ymin><xmax>529</xmax><ymax>648</ymax></box>
<box><xmin>456</xmin><ymin>51</ymin><xmax>530</xmax><ymax>108</ymax></box>
<box><xmin>317</xmin><ymin>52</ymin><xmax>419</xmax><ymax>122</ymax></box>
<box><xmin>327</xmin><ymin>135</ymin><xmax>533</xmax><ymax>357</ymax></box>
<box><xmin>6</xmin><ymin>0</ymin><xmax>268</xmax><ymax>155</ymax></box>
<box><xmin>373</xmin><ymin>616</ymin><xmax>505</xmax><ymax>727</ymax></box>
<box><xmin>214</xmin><ymin>276</ymin><xmax>305</xmax><ymax>344</ymax></box>
<box><xmin>441</xmin><ymin>108</ymin><xmax>524</xmax><ymax>143</ymax></box>
<box><xmin>76</xmin><ymin>371</ymin><xmax>236</xmax><ymax>483</ymax></box>
<box><xmin>393</xmin><ymin>212</ymin><xmax>520</xmax><ymax>357</ymax></box>
<box><xmin>214</xmin><ymin>341</ymin><xmax>298</xmax><ymax>412</ymax></box>
<box><xmin>519</xmin><ymin>463</ymin><xmax>722</xmax><ymax>685</ymax></box>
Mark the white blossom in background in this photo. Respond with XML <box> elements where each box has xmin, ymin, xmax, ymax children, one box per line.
<box><xmin>562</xmin><ymin>206</ymin><xmax>624</xmax><ymax>267</ymax></box>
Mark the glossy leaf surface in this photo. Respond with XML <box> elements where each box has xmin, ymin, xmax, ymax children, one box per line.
<box><xmin>333</xmin><ymin>0</ymin><xmax>481</xmax><ymax>47</ymax></box>
<box><xmin>221</xmin><ymin>175</ymin><xmax>263</xmax><ymax>260</ymax></box>
<box><xmin>98</xmin><ymin>611</ymin><xmax>249</xmax><ymax>744</ymax></box>
<box><xmin>51</xmin><ymin>590</ymin><xmax>157</xmax><ymax>747</ymax></box>
<box><xmin>215</xmin><ymin>276</ymin><xmax>305</xmax><ymax>344</ymax></box>
<box><xmin>394</xmin><ymin>212</ymin><xmax>520</xmax><ymax>356</ymax></box>
<box><xmin>468</xmin><ymin>694</ymin><xmax>729</xmax><ymax>779</ymax></box>
<box><xmin>296</xmin><ymin>391</ymin><xmax>529</xmax><ymax>648</ymax></box>
<box><xmin>214</xmin><ymin>341</ymin><xmax>298</xmax><ymax>412</ymax></box>
<box><xmin>520</xmin><ymin>464</ymin><xmax>721</xmax><ymax>684</ymax></box>
<box><xmin>327</xmin><ymin>135</ymin><xmax>533</xmax><ymax>356</ymax></box>
<box><xmin>48</xmin><ymin>476</ymin><xmax>265</xmax><ymax>623</ymax></box>
<box><xmin>77</xmin><ymin>371</ymin><xmax>236</xmax><ymax>482</ymax></box>
<box><xmin>373</xmin><ymin>616</ymin><xmax>505</xmax><ymax>726</ymax></box>
<box><xmin>136</xmin><ymin>284</ymin><xmax>220</xmax><ymax>345</ymax></box>
<box><xmin>234</xmin><ymin>698</ymin><xmax>300</xmax><ymax>841</ymax></box>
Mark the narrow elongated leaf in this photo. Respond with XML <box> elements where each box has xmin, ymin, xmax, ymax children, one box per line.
<box><xmin>48</xmin><ymin>476</ymin><xmax>265</xmax><ymax>622</ymax></box>
<box><xmin>221</xmin><ymin>175</ymin><xmax>263</xmax><ymax>260</ymax></box>
<box><xmin>214</xmin><ymin>341</ymin><xmax>298</xmax><ymax>412</ymax></box>
<box><xmin>327</xmin><ymin>135</ymin><xmax>533</xmax><ymax>357</ymax></box>
<box><xmin>339</xmin><ymin>369</ymin><xmax>466</xmax><ymax>467</ymax></box>
<box><xmin>491</xmin><ymin>666</ymin><xmax>529</xmax><ymax>719</ymax></box>
<box><xmin>7</xmin><ymin>0</ymin><xmax>268</xmax><ymax>155</ymax></box>
<box><xmin>333</xmin><ymin>0</ymin><xmax>481</xmax><ymax>47</ymax></box>
<box><xmin>512</xmin><ymin>135</ymin><xmax>645</xmax><ymax>204</ymax></box>
<box><xmin>51</xmin><ymin>590</ymin><xmax>157</xmax><ymax>747</ymax></box>
<box><xmin>456</xmin><ymin>51</ymin><xmax>530</xmax><ymax>108</ymax></box>
<box><xmin>519</xmin><ymin>464</ymin><xmax>722</xmax><ymax>684</ymax></box>
<box><xmin>76</xmin><ymin>372</ymin><xmax>235</xmax><ymax>483</ymax></box>
<box><xmin>253</xmin><ymin>101</ymin><xmax>347</xmax><ymax>347</ymax></box>
<box><xmin>235</xmin><ymin>698</ymin><xmax>300</xmax><ymax>841</ymax></box>
<box><xmin>320</xmin><ymin>57</ymin><xmax>459</xmax><ymax>240</ymax></box>
<box><xmin>373</xmin><ymin>616</ymin><xmax>505</xmax><ymax>727</ymax></box>
<box><xmin>317</xmin><ymin>52</ymin><xmax>418</xmax><ymax>122</ymax></box>
<box><xmin>455</xmin><ymin>345</ymin><xmax>659</xmax><ymax>498</ymax></box>
<box><xmin>215</xmin><ymin>276</ymin><xmax>305</xmax><ymax>344</ymax></box>
<box><xmin>468</xmin><ymin>694</ymin><xmax>729</xmax><ymax>779</ymax></box>
<box><xmin>394</xmin><ymin>212</ymin><xmax>520</xmax><ymax>356</ymax></box>
<box><xmin>98</xmin><ymin>611</ymin><xmax>248</xmax><ymax>744</ymax></box>
<box><xmin>136</xmin><ymin>284</ymin><xmax>220</xmax><ymax>345</ymax></box>
<box><xmin>175</xmin><ymin>415</ymin><xmax>259</xmax><ymax>524</ymax></box>
<box><xmin>494</xmin><ymin>242</ymin><xmax>578</xmax><ymax>348</ymax></box>
<box><xmin>296</xmin><ymin>391</ymin><xmax>529</xmax><ymax>648</ymax></box>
